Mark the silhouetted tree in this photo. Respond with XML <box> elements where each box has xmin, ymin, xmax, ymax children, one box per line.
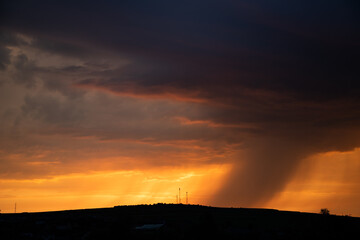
<box><xmin>320</xmin><ymin>208</ymin><xmax>330</xmax><ymax>215</ymax></box>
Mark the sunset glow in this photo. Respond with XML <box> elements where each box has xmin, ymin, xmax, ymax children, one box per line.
<box><xmin>1</xmin><ymin>1</ymin><xmax>359</xmax><ymax>217</ymax></box>
<box><xmin>0</xmin><ymin>164</ymin><xmax>230</xmax><ymax>213</ymax></box>
<box><xmin>265</xmin><ymin>148</ymin><xmax>360</xmax><ymax>216</ymax></box>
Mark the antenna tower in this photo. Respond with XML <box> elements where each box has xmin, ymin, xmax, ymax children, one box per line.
<box><xmin>186</xmin><ymin>192</ymin><xmax>188</xmax><ymax>204</ymax></box>
<box><xmin>179</xmin><ymin>188</ymin><xmax>181</xmax><ymax>204</ymax></box>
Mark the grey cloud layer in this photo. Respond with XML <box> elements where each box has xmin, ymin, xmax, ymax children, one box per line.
<box><xmin>1</xmin><ymin>0</ymin><xmax>360</xmax><ymax>206</ymax></box>
<box><xmin>0</xmin><ymin>40</ymin><xmax>240</xmax><ymax>180</ymax></box>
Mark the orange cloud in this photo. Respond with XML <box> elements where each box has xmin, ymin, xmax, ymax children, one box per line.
<box><xmin>74</xmin><ymin>83</ymin><xmax>207</xmax><ymax>103</ymax></box>
<box><xmin>174</xmin><ymin>116</ymin><xmax>258</xmax><ymax>129</ymax></box>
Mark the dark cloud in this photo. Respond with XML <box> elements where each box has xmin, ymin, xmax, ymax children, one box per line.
<box><xmin>0</xmin><ymin>31</ymin><xmax>18</xmax><ymax>70</ymax></box>
<box><xmin>13</xmin><ymin>54</ymin><xmax>37</xmax><ymax>87</ymax></box>
<box><xmin>1</xmin><ymin>0</ymin><xmax>360</xmax><ymax>206</ymax></box>
<box><xmin>31</xmin><ymin>37</ymin><xmax>97</xmax><ymax>59</ymax></box>
<box><xmin>0</xmin><ymin>30</ymin><xmax>27</xmax><ymax>46</ymax></box>
<box><xmin>0</xmin><ymin>46</ymin><xmax>11</xmax><ymax>70</ymax></box>
<box><xmin>21</xmin><ymin>94</ymin><xmax>84</xmax><ymax>126</ymax></box>
<box><xmin>2</xmin><ymin>0</ymin><xmax>359</xmax><ymax>100</ymax></box>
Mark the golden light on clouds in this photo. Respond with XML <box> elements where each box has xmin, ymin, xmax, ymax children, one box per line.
<box><xmin>1</xmin><ymin>2</ymin><xmax>360</xmax><ymax>218</ymax></box>
<box><xmin>0</xmin><ymin>164</ymin><xmax>230</xmax><ymax>213</ymax></box>
<box><xmin>263</xmin><ymin>148</ymin><xmax>360</xmax><ymax>216</ymax></box>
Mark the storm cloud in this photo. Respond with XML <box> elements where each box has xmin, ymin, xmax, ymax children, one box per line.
<box><xmin>1</xmin><ymin>0</ymin><xmax>360</xmax><ymax>208</ymax></box>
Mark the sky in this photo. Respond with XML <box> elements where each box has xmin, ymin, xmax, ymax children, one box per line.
<box><xmin>0</xmin><ymin>0</ymin><xmax>360</xmax><ymax>216</ymax></box>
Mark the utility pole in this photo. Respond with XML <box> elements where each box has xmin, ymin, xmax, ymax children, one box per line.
<box><xmin>186</xmin><ymin>192</ymin><xmax>188</xmax><ymax>204</ymax></box>
<box><xmin>179</xmin><ymin>188</ymin><xmax>181</xmax><ymax>204</ymax></box>
<box><xmin>15</xmin><ymin>203</ymin><xmax>16</xmax><ymax>213</ymax></box>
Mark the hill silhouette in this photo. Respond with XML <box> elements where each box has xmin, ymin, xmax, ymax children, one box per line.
<box><xmin>1</xmin><ymin>204</ymin><xmax>359</xmax><ymax>239</ymax></box>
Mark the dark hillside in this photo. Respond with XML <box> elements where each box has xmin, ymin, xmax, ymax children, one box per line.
<box><xmin>0</xmin><ymin>204</ymin><xmax>359</xmax><ymax>240</ymax></box>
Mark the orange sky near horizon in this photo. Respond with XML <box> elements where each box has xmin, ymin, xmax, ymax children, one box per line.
<box><xmin>1</xmin><ymin>149</ymin><xmax>359</xmax><ymax>216</ymax></box>
<box><xmin>0</xmin><ymin>164</ymin><xmax>230</xmax><ymax>213</ymax></box>
<box><xmin>264</xmin><ymin>148</ymin><xmax>360</xmax><ymax>217</ymax></box>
